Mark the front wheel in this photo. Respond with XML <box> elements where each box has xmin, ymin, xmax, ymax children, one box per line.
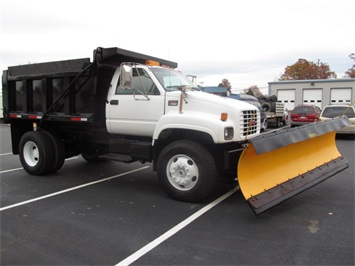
<box><xmin>157</xmin><ymin>140</ymin><xmax>217</xmax><ymax>202</ymax></box>
<box><xmin>81</xmin><ymin>149</ymin><xmax>101</xmax><ymax>163</ymax></box>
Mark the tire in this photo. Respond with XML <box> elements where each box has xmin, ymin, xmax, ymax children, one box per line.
<box><xmin>42</xmin><ymin>131</ymin><xmax>65</xmax><ymax>173</ymax></box>
<box><xmin>262</xmin><ymin>102</ymin><xmax>272</xmax><ymax>112</ymax></box>
<box><xmin>268</xmin><ymin>95</ymin><xmax>278</xmax><ymax>102</ymax></box>
<box><xmin>257</xmin><ymin>95</ymin><xmax>267</xmax><ymax>102</ymax></box>
<box><xmin>19</xmin><ymin>131</ymin><xmax>55</xmax><ymax>175</ymax></box>
<box><xmin>261</xmin><ymin>118</ymin><xmax>268</xmax><ymax>131</ymax></box>
<box><xmin>276</xmin><ymin>117</ymin><xmax>281</xmax><ymax>127</ymax></box>
<box><xmin>81</xmin><ymin>151</ymin><xmax>101</xmax><ymax>163</ymax></box>
<box><xmin>157</xmin><ymin>140</ymin><xmax>217</xmax><ymax>202</ymax></box>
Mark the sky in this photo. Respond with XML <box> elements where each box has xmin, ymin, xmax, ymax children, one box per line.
<box><xmin>1</xmin><ymin>0</ymin><xmax>354</xmax><ymax>94</ymax></box>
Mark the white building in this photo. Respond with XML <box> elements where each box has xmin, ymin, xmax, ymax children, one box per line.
<box><xmin>268</xmin><ymin>78</ymin><xmax>355</xmax><ymax>111</ymax></box>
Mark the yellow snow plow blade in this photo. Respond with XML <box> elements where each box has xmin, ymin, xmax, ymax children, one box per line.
<box><xmin>238</xmin><ymin>116</ymin><xmax>350</xmax><ymax>215</ymax></box>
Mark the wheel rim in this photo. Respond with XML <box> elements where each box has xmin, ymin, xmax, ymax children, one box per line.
<box><xmin>166</xmin><ymin>154</ymin><xmax>199</xmax><ymax>191</ymax></box>
<box><xmin>23</xmin><ymin>141</ymin><xmax>39</xmax><ymax>167</ymax></box>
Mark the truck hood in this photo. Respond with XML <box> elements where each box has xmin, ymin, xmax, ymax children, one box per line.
<box><xmin>167</xmin><ymin>90</ymin><xmax>258</xmax><ymax>112</ymax></box>
<box><xmin>160</xmin><ymin>90</ymin><xmax>260</xmax><ymax>141</ymax></box>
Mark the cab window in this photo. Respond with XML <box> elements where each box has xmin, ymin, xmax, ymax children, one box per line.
<box><xmin>116</xmin><ymin>68</ymin><xmax>159</xmax><ymax>95</ymax></box>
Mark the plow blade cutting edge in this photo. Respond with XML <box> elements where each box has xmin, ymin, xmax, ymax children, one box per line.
<box><xmin>238</xmin><ymin>116</ymin><xmax>350</xmax><ymax>215</ymax></box>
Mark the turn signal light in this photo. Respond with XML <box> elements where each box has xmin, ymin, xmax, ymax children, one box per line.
<box><xmin>221</xmin><ymin>113</ymin><xmax>228</xmax><ymax>121</ymax></box>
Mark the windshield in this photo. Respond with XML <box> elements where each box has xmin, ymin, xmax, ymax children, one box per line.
<box><xmin>322</xmin><ymin>106</ymin><xmax>355</xmax><ymax>118</ymax></box>
<box><xmin>151</xmin><ymin>68</ymin><xmax>199</xmax><ymax>91</ymax></box>
<box><xmin>293</xmin><ymin>106</ymin><xmax>315</xmax><ymax>114</ymax></box>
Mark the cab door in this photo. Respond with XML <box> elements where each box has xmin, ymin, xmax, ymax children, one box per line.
<box><xmin>106</xmin><ymin>67</ymin><xmax>165</xmax><ymax>137</ymax></box>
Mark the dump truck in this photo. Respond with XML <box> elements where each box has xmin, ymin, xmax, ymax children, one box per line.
<box><xmin>2</xmin><ymin>47</ymin><xmax>350</xmax><ymax>214</ymax></box>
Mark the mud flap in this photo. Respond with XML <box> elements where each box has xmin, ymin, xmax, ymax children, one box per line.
<box><xmin>238</xmin><ymin>117</ymin><xmax>350</xmax><ymax>215</ymax></box>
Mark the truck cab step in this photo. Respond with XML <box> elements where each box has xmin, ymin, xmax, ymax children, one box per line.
<box><xmin>99</xmin><ymin>153</ymin><xmax>136</xmax><ymax>163</ymax></box>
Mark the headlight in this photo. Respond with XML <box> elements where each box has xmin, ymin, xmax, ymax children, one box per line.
<box><xmin>224</xmin><ymin>127</ymin><xmax>234</xmax><ymax>140</ymax></box>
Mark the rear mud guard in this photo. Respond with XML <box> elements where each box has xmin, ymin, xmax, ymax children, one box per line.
<box><xmin>238</xmin><ymin>116</ymin><xmax>350</xmax><ymax>215</ymax></box>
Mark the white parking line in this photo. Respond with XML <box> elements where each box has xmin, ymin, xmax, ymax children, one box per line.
<box><xmin>0</xmin><ymin>167</ymin><xmax>24</xmax><ymax>174</ymax></box>
<box><xmin>116</xmin><ymin>186</ymin><xmax>240</xmax><ymax>266</ymax></box>
<box><xmin>0</xmin><ymin>157</ymin><xmax>79</xmax><ymax>175</ymax></box>
<box><xmin>0</xmin><ymin>166</ymin><xmax>150</xmax><ymax>212</ymax></box>
<box><xmin>0</xmin><ymin>152</ymin><xmax>13</xmax><ymax>156</ymax></box>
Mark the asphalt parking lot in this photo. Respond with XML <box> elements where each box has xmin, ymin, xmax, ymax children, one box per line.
<box><xmin>0</xmin><ymin>123</ymin><xmax>354</xmax><ymax>265</ymax></box>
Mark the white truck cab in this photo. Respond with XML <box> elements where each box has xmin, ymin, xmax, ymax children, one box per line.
<box><xmin>106</xmin><ymin>63</ymin><xmax>260</xmax><ymax>142</ymax></box>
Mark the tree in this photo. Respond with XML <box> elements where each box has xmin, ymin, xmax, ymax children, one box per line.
<box><xmin>243</xmin><ymin>85</ymin><xmax>263</xmax><ymax>98</ymax></box>
<box><xmin>345</xmin><ymin>53</ymin><xmax>355</xmax><ymax>78</ymax></box>
<box><xmin>279</xmin><ymin>58</ymin><xmax>336</xmax><ymax>80</ymax></box>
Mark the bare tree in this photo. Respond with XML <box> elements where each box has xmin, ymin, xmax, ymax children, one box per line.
<box><xmin>345</xmin><ymin>53</ymin><xmax>355</xmax><ymax>78</ymax></box>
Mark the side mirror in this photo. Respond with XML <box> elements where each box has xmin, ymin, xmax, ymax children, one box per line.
<box><xmin>120</xmin><ymin>64</ymin><xmax>133</xmax><ymax>89</ymax></box>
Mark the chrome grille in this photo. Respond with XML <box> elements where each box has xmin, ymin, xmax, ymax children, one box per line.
<box><xmin>240</xmin><ymin>110</ymin><xmax>258</xmax><ymax>137</ymax></box>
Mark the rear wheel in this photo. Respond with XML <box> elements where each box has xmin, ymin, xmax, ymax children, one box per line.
<box><xmin>157</xmin><ymin>140</ymin><xmax>217</xmax><ymax>202</ymax></box>
<box><xmin>42</xmin><ymin>131</ymin><xmax>65</xmax><ymax>173</ymax></box>
<box><xmin>19</xmin><ymin>131</ymin><xmax>55</xmax><ymax>175</ymax></box>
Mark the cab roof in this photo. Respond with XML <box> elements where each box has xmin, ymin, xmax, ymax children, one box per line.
<box><xmin>94</xmin><ymin>47</ymin><xmax>178</xmax><ymax>68</ymax></box>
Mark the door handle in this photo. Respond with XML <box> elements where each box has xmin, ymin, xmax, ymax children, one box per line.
<box><xmin>110</xmin><ymin>100</ymin><xmax>119</xmax><ymax>105</ymax></box>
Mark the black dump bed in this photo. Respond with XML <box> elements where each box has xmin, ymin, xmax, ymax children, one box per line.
<box><xmin>2</xmin><ymin>47</ymin><xmax>177</xmax><ymax>125</ymax></box>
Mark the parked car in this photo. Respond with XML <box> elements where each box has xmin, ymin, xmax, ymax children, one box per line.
<box><xmin>319</xmin><ymin>105</ymin><xmax>355</xmax><ymax>136</ymax></box>
<box><xmin>290</xmin><ymin>105</ymin><xmax>322</xmax><ymax>127</ymax></box>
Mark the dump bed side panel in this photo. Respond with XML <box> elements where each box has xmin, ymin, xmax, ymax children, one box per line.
<box><xmin>7</xmin><ymin>58</ymin><xmax>90</xmax><ymax>79</ymax></box>
<box><xmin>2</xmin><ymin>58</ymin><xmax>100</xmax><ymax>122</ymax></box>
